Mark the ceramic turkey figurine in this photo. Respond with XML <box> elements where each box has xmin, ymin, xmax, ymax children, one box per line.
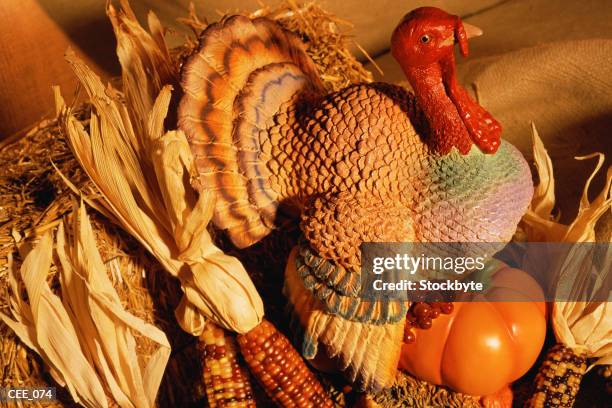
<box><xmin>179</xmin><ymin>7</ymin><xmax>533</xmax><ymax>392</ymax></box>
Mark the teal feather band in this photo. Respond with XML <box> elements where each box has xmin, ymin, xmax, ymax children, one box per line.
<box><xmin>295</xmin><ymin>237</ymin><xmax>408</xmax><ymax>325</ymax></box>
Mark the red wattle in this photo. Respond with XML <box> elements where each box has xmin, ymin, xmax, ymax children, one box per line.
<box><xmin>440</xmin><ymin>55</ymin><xmax>501</xmax><ymax>154</ymax></box>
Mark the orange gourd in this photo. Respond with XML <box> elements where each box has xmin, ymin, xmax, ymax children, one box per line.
<box><xmin>399</xmin><ymin>264</ymin><xmax>547</xmax><ymax>396</ymax></box>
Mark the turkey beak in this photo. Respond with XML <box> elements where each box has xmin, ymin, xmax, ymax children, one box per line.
<box><xmin>453</xmin><ymin>18</ymin><xmax>483</xmax><ymax>57</ymax></box>
<box><xmin>463</xmin><ymin>22</ymin><xmax>483</xmax><ymax>39</ymax></box>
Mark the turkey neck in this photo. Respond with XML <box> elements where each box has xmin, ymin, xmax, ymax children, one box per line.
<box><xmin>403</xmin><ymin>62</ymin><xmax>472</xmax><ymax>155</ymax></box>
<box><xmin>438</xmin><ymin>53</ymin><xmax>501</xmax><ymax>154</ymax></box>
<box><xmin>402</xmin><ymin>51</ymin><xmax>503</xmax><ymax>155</ymax></box>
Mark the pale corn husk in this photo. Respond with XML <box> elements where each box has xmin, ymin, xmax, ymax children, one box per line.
<box><xmin>0</xmin><ymin>203</ymin><xmax>170</xmax><ymax>408</ymax></box>
<box><xmin>521</xmin><ymin>123</ymin><xmax>611</xmax><ymax>243</ymax></box>
<box><xmin>107</xmin><ymin>0</ymin><xmax>177</xmax><ymax>142</ymax></box>
<box><xmin>520</xmin><ymin>123</ymin><xmax>612</xmax><ymax>369</ymax></box>
<box><xmin>54</xmin><ymin>1</ymin><xmax>263</xmax><ymax>335</ymax></box>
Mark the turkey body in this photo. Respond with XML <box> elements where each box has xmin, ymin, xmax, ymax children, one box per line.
<box><xmin>179</xmin><ymin>14</ymin><xmax>533</xmax><ymax>391</ymax></box>
<box><xmin>180</xmin><ymin>13</ymin><xmax>532</xmax><ymax>318</ymax></box>
<box><xmin>263</xmin><ymin>81</ymin><xmax>532</xmax><ymax>249</ymax></box>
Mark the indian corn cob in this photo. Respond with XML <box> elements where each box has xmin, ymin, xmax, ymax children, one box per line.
<box><xmin>237</xmin><ymin>319</ymin><xmax>334</xmax><ymax>407</ymax></box>
<box><xmin>199</xmin><ymin>323</ymin><xmax>256</xmax><ymax>407</ymax></box>
<box><xmin>526</xmin><ymin>344</ymin><xmax>587</xmax><ymax>407</ymax></box>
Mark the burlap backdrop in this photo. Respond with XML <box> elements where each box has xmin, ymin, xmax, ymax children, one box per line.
<box><xmin>2</xmin><ymin>0</ymin><xmax>611</xmax><ymax>141</ymax></box>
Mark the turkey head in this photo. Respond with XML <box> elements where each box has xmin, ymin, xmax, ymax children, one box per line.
<box><xmin>392</xmin><ymin>7</ymin><xmax>502</xmax><ymax>154</ymax></box>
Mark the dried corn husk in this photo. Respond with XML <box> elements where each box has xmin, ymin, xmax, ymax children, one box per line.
<box><xmin>54</xmin><ymin>1</ymin><xmax>263</xmax><ymax>335</ymax></box>
<box><xmin>520</xmin><ymin>124</ymin><xmax>611</xmax><ymax>369</ymax></box>
<box><xmin>107</xmin><ymin>0</ymin><xmax>177</xmax><ymax>141</ymax></box>
<box><xmin>0</xmin><ymin>202</ymin><xmax>170</xmax><ymax>408</ymax></box>
<box><xmin>521</xmin><ymin>123</ymin><xmax>611</xmax><ymax>244</ymax></box>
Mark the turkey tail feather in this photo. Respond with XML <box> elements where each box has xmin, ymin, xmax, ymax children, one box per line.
<box><xmin>179</xmin><ymin>15</ymin><xmax>323</xmax><ymax>248</ymax></box>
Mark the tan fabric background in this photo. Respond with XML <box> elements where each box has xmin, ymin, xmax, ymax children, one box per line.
<box><xmin>459</xmin><ymin>40</ymin><xmax>612</xmax><ymax>223</ymax></box>
<box><xmin>0</xmin><ymin>0</ymin><xmax>117</xmax><ymax>140</ymax></box>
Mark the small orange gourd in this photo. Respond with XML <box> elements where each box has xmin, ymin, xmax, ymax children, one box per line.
<box><xmin>399</xmin><ymin>264</ymin><xmax>547</xmax><ymax>396</ymax></box>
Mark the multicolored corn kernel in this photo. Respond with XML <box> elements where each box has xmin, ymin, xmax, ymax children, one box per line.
<box><xmin>526</xmin><ymin>344</ymin><xmax>587</xmax><ymax>408</ymax></box>
<box><xmin>199</xmin><ymin>323</ymin><xmax>256</xmax><ymax>407</ymax></box>
<box><xmin>237</xmin><ymin>319</ymin><xmax>334</xmax><ymax>407</ymax></box>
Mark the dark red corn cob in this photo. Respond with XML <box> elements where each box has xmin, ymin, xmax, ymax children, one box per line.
<box><xmin>237</xmin><ymin>320</ymin><xmax>334</xmax><ymax>407</ymax></box>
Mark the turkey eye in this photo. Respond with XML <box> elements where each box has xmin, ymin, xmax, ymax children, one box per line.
<box><xmin>420</xmin><ymin>35</ymin><xmax>431</xmax><ymax>44</ymax></box>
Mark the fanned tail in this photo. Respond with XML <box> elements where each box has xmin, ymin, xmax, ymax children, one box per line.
<box><xmin>179</xmin><ymin>15</ymin><xmax>323</xmax><ymax>247</ymax></box>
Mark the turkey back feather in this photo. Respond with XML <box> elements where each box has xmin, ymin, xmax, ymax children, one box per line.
<box><xmin>178</xmin><ymin>15</ymin><xmax>324</xmax><ymax>248</ymax></box>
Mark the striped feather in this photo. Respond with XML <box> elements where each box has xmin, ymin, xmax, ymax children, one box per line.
<box><xmin>284</xmin><ymin>247</ymin><xmax>404</xmax><ymax>392</ymax></box>
<box><xmin>295</xmin><ymin>238</ymin><xmax>409</xmax><ymax>325</ymax></box>
<box><xmin>178</xmin><ymin>15</ymin><xmax>323</xmax><ymax>248</ymax></box>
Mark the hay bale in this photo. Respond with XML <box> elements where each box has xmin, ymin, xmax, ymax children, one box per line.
<box><xmin>367</xmin><ymin>372</ymin><xmax>482</xmax><ymax>408</ymax></box>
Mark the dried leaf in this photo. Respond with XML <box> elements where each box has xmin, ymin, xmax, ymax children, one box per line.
<box><xmin>0</xmin><ymin>233</ymin><xmax>109</xmax><ymax>408</ymax></box>
<box><xmin>56</xmin><ymin>202</ymin><xmax>171</xmax><ymax>407</ymax></box>
<box><xmin>1</xmin><ymin>202</ymin><xmax>171</xmax><ymax>407</ymax></box>
<box><xmin>529</xmin><ymin>123</ymin><xmax>556</xmax><ymax>219</ymax></box>
<box><xmin>108</xmin><ymin>0</ymin><xmax>177</xmax><ymax>141</ymax></box>
<box><xmin>520</xmin><ymin>124</ymin><xmax>612</xmax><ymax>370</ymax></box>
<box><xmin>56</xmin><ymin>4</ymin><xmax>263</xmax><ymax>334</ymax></box>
